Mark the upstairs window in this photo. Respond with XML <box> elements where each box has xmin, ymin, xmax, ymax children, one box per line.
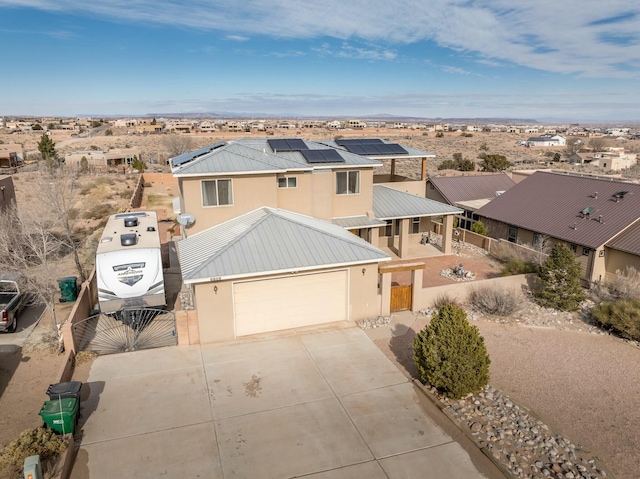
<box><xmin>412</xmin><ymin>217</ymin><xmax>420</xmax><ymax>234</ymax></box>
<box><xmin>277</xmin><ymin>177</ymin><xmax>297</xmax><ymax>188</ymax></box>
<box><xmin>336</xmin><ymin>171</ymin><xmax>360</xmax><ymax>195</ymax></box>
<box><xmin>202</xmin><ymin>179</ymin><xmax>232</xmax><ymax>207</ymax></box>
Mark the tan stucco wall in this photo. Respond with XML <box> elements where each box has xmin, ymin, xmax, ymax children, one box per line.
<box><xmin>378</xmin><ymin>180</ymin><xmax>426</xmax><ymax>197</ymax></box>
<box><xmin>181</xmin><ymin>175</ymin><xmax>278</xmax><ymax>235</ymax></box>
<box><xmin>277</xmin><ymin>172</ymin><xmax>313</xmax><ymax>216</ymax></box>
<box><xmin>193</xmin><ymin>263</ymin><xmax>382</xmax><ymax>344</ymax></box>
<box><xmin>311</xmin><ymin>170</ymin><xmax>333</xmax><ymax>221</ymax></box>
<box><xmin>332</xmin><ymin>169</ymin><xmax>374</xmax><ymax>218</ymax></box>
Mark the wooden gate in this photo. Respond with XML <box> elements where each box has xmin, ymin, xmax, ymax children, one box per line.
<box><xmin>390</xmin><ymin>285</ymin><xmax>412</xmax><ymax>312</ymax></box>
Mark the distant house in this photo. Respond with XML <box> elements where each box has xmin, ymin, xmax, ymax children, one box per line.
<box><xmin>526</xmin><ymin>134</ymin><xmax>566</xmax><ymax>147</ymax></box>
<box><xmin>344</xmin><ymin>119</ymin><xmax>366</xmax><ymax>129</ymax></box>
<box><xmin>426</xmin><ymin>174</ymin><xmax>516</xmax><ymax>230</ymax></box>
<box><xmin>476</xmin><ymin>171</ymin><xmax>640</xmax><ymax>284</ymax></box>
<box><xmin>65</xmin><ymin>148</ymin><xmax>142</xmax><ymax>169</ymax></box>
<box><xmin>569</xmin><ymin>149</ymin><xmax>637</xmax><ymax>171</ymax></box>
<box><xmin>0</xmin><ymin>143</ymin><xmax>24</xmax><ymax>168</ymax></box>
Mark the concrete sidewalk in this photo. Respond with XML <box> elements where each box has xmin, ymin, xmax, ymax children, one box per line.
<box><xmin>71</xmin><ymin>324</ymin><xmax>501</xmax><ymax>479</ymax></box>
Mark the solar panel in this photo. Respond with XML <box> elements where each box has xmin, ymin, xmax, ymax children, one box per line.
<box><xmin>340</xmin><ymin>143</ymin><xmax>408</xmax><ymax>155</ymax></box>
<box><xmin>335</xmin><ymin>138</ymin><xmax>384</xmax><ymax>146</ymax></box>
<box><xmin>170</xmin><ymin>142</ymin><xmax>225</xmax><ymax>168</ymax></box>
<box><xmin>301</xmin><ymin>149</ymin><xmax>345</xmax><ymax>164</ymax></box>
<box><xmin>267</xmin><ymin>138</ymin><xmax>308</xmax><ymax>152</ymax></box>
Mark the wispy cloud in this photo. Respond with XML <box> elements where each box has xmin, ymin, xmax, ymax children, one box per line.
<box><xmin>312</xmin><ymin>42</ymin><xmax>396</xmax><ymax>61</ymax></box>
<box><xmin>226</xmin><ymin>34</ymin><xmax>249</xmax><ymax>42</ymax></box>
<box><xmin>0</xmin><ymin>27</ymin><xmax>75</xmax><ymax>39</ymax></box>
<box><xmin>1</xmin><ymin>1</ymin><xmax>639</xmax><ymax>77</ymax></box>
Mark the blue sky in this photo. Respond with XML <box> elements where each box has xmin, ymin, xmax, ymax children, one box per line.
<box><xmin>1</xmin><ymin>1</ymin><xmax>640</xmax><ymax>121</ymax></box>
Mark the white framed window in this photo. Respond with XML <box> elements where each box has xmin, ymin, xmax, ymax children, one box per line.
<box><xmin>336</xmin><ymin>171</ymin><xmax>360</xmax><ymax>195</ymax></box>
<box><xmin>412</xmin><ymin>217</ymin><xmax>420</xmax><ymax>234</ymax></box>
<box><xmin>202</xmin><ymin>179</ymin><xmax>233</xmax><ymax>207</ymax></box>
<box><xmin>582</xmin><ymin>247</ymin><xmax>590</xmax><ymax>256</ymax></box>
<box><xmin>277</xmin><ymin>177</ymin><xmax>297</xmax><ymax>188</ymax></box>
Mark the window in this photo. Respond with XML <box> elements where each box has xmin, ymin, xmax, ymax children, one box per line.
<box><xmin>507</xmin><ymin>226</ymin><xmax>518</xmax><ymax>243</ymax></box>
<box><xmin>384</xmin><ymin>220</ymin><xmax>392</xmax><ymax>237</ymax></box>
<box><xmin>336</xmin><ymin>171</ymin><xmax>360</xmax><ymax>195</ymax></box>
<box><xmin>582</xmin><ymin>247</ymin><xmax>590</xmax><ymax>256</ymax></box>
<box><xmin>570</xmin><ymin>244</ymin><xmax>577</xmax><ymax>253</ymax></box>
<box><xmin>412</xmin><ymin>217</ymin><xmax>420</xmax><ymax>234</ymax></box>
<box><xmin>277</xmin><ymin>177</ymin><xmax>297</xmax><ymax>188</ymax></box>
<box><xmin>202</xmin><ymin>179</ymin><xmax>232</xmax><ymax>207</ymax></box>
<box><xmin>599</xmin><ymin>250</ymin><xmax>605</xmax><ymax>257</ymax></box>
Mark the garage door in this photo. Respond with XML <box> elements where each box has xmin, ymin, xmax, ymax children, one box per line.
<box><xmin>234</xmin><ymin>270</ymin><xmax>348</xmax><ymax>336</ymax></box>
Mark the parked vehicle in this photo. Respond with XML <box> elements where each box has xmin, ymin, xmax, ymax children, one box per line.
<box><xmin>0</xmin><ymin>277</ymin><xmax>27</xmax><ymax>333</ymax></box>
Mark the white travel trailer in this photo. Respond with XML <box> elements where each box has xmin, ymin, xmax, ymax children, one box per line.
<box><xmin>96</xmin><ymin>211</ymin><xmax>165</xmax><ymax>313</ymax></box>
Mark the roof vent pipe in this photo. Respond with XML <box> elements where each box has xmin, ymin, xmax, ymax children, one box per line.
<box><xmin>573</xmin><ymin>222</ymin><xmax>577</xmax><ymax>230</ymax></box>
<box><xmin>598</xmin><ymin>215</ymin><xmax>603</xmax><ymax>224</ymax></box>
<box><xmin>594</xmin><ymin>192</ymin><xmax>598</xmax><ymax>199</ymax></box>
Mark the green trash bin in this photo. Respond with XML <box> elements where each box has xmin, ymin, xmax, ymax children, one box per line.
<box><xmin>57</xmin><ymin>276</ymin><xmax>78</xmax><ymax>302</ymax></box>
<box><xmin>39</xmin><ymin>398</ymin><xmax>78</xmax><ymax>435</ymax></box>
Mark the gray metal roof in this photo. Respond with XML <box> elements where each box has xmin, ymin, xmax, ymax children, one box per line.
<box><xmin>476</xmin><ymin>171</ymin><xmax>640</xmax><ymax>249</ymax></box>
<box><xmin>172</xmin><ymin>142</ymin><xmax>310</xmax><ymax>176</ymax></box>
<box><xmin>332</xmin><ymin>216</ymin><xmax>387</xmax><ymax>229</ymax></box>
<box><xmin>319</xmin><ymin>139</ymin><xmax>435</xmax><ymax>159</ymax></box>
<box><xmin>373</xmin><ymin>185</ymin><xmax>462</xmax><ymax>220</ymax></box>
<box><xmin>606</xmin><ymin>220</ymin><xmax>640</xmax><ymax>256</ymax></box>
<box><xmin>177</xmin><ymin>207</ymin><xmax>390</xmax><ymax>283</ymax></box>
<box><xmin>428</xmin><ymin>174</ymin><xmax>515</xmax><ymax>205</ymax></box>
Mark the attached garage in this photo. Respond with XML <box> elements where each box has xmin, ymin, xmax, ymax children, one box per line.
<box><xmin>233</xmin><ymin>270</ymin><xmax>348</xmax><ymax>336</ymax></box>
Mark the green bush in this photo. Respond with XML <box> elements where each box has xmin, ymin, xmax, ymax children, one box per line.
<box><xmin>501</xmin><ymin>259</ymin><xmax>537</xmax><ymax>276</ymax></box>
<box><xmin>471</xmin><ymin>221</ymin><xmax>488</xmax><ymax>236</ymax></box>
<box><xmin>413</xmin><ymin>304</ymin><xmax>490</xmax><ymax>399</ymax></box>
<box><xmin>469</xmin><ymin>285</ymin><xmax>521</xmax><ymax>316</ymax></box>
<box><xmin>592</xmin><ymin>299</ymin><xmax>640</xmax><ymax>341</ymax></box>
<box><xmin>0</xmin><ymin>427</ymin><xmax>67</xmax><ymax>475</ymax></box>
<box><xmin>535</xmin><ymin>243</ymin><xmax>585</xmax><ymax>311</ymax></box>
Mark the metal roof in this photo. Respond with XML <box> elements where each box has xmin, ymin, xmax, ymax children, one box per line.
<box><xmin>428</xmin><ymin>174</ymin><xmax>515</xmax><ymax>205</ymax></box>
<box><xmin>606</xmin><ymin>220</ymin><xmax>640</xmax><ymax>256</ymax></box>
<box><xmin>373</xmin><ymin>185</ymin><xmax>462</xmax><ymax>220</ymax></box>
<box><xmin>177</xmin><ymin>207</ymin><xmax>390</xmax><ymax>283</ymax></box>
<box><xmin>319</xmin><ymin>139</ymin><xmax>436</xmax><ymax>159</ymax></box>
<box><xmin>475</xmin><ymin>171</ymin><xmax>640</xmax><ymax>249</ymax></box>
<box><xmin>332</xmin><ymin>216</ymin><xmax>387</xmax><ymax>229</ymax></box>
<box><xmin>171</xmin><ymin>142</ymin><xmax>310</xmax><ymax>176</ymax></box>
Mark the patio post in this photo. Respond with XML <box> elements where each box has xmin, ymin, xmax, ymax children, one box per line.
<box><xmin>442</xmin><ymin>214</ymin><xmax>454</xmax><ymax>254</ymax></box>
<box><xmin>398</xmin><ymin>218</ymin><xmax>409</xmax><ymax>258</ymax></box>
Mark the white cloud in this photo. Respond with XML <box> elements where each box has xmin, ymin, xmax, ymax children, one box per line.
<box><xmin>1</xmin><ymin>1</ymin><xmax>639</xmax><ymax>77</ymax></box>
<box><xmin>226</xmin><ymin>34</ymin><xmax>249</xmax><ymax>42</ymax></box>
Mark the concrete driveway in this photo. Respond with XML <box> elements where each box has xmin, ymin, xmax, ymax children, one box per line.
<box><xmin>71</xmin><ymin>324</ymin><xmax>495</xmax><ymax>479</ymax></box>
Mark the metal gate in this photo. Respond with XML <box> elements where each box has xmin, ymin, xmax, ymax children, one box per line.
<box><xmin>72</xmin><ymin>308</ymin><xmax>177</xmax><ymax>355</ymax></box>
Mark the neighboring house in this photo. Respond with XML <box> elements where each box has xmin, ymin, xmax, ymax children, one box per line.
<box><xmin>526</xmin><ymin>134</ymin><xmax>566</xmax><ymax>147</ymax></box>
<box><xmin>171</xmin><ymin>138</ymin><xmax>461</xmax><ymax>342</ymax></box>
<box><xmin>0</xmin><ymin>144</ymin><xmax>23</xmax><ymax>168</ymax></box>
<box><xmin>344</xmin><ymin>119</ymin><xmax>366</xmax><ymax>129</ymax></box>
<box><xmin>569</xmin><ymin>150</ymin><xmax>637</xmax><ymax>171</ymax></box>
<box><xmin>426</xmin><ymin>174</ymin><xmax>516</xmax><ymax>230</ymax></box>
<box><xmin>65</xmin><ymin>148</ymin><xmax>142</xmax><ymax>168</ymax></box>
<box><xmin>0</xmin><ymin>175</ymin><xmax>16</xmax><ymax>211</ymax></box>
<box><xmin>475</xmin><ymin>171</ymin><xmax>640</xmax><ymax>284</ymax></box>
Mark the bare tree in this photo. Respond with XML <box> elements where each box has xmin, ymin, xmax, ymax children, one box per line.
<box><xmin>0</xmin><ymin>203</ymin><xmax>66</xmax><ymax>346</ymax></box>
<box><xmin>162</xmin><ymin>134</ymin><xmax>195</xmax><ymax>158</ymax></box>
<box><xmin>588</xmin><ymin>137</ymin><xmax>608</xmax><ymax>153</ymax></box>
<box><xmin>36</xmin><ymin>169</ymin><xmax>87</xmax><ymax>282</ymax></box>
<box><xmin>565</xmin><ymin>137</ymin><xmax>582</xmax><ymax>156</ymax></box>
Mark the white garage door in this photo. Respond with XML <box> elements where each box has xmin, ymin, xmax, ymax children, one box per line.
<box><xmin>234</xmin><ymin>270</ymin><xmax>348</xmax><ymax>336</ymax></box>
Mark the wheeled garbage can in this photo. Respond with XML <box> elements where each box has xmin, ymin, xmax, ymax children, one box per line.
<box><xmin>39</xmin><ymin>398</ymin><xmax>78</xmax><ymax>435</ymax></box>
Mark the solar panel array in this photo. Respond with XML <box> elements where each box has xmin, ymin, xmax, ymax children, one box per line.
<box><xmin>335</xmin><ymin>138</ymin><xmax>408</xmax><ymax>156</ymax></box>
<box><xmin>301</xmin><ymin>149</ymin><xmax>345</xmax><ymax>164</ymax></box>
<box><xmin>267</xmin><ymin>138</ymin><xmax>308</xmax><ymax>152</ymax></box>
<box><xmin>171</xmin><ymin>142</ymin><xmax>226</xmax><ymax>167</ymax></box>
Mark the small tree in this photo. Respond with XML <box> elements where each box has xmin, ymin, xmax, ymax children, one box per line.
<box><xmin>553</xmin><ymin>152</ymin><xmax>561</xmax><ymax>162</ymax></box>
<box><xmin>480</xmin><ymin>154</ymin><xmax>511</xmax><ymax>172</ymax></box>
<box><xmin>37</xmin><ymin>134</ymin><xmax>58</xmax><ymax>169</ymax></box>
<box><xmin>535</xmin><ymin>243</ymin><xmax>585</xmax><ymax>311</ymax></box>
<box><xmin>104</xmin><ymin>129</ymin><xmax>113</xmax><ymax>136</ymax></box>
<box><xmin>471</xmin><ymin>221</ymin><xmax>488</xmax><ymax>235</ymax></box>
<box><xmin>413</xmin><ymin>304</ymin><xmax>491</xmax><ymax>399</ymax></box>
<box><xmin>436</xmin><ymin>132</ymin><xmax>444</xmax><ymax>138</ymax></box>
<box><xmin>588</xmin><ymin>137</ymin><xmax>607</xmax><ymax>153</ymax></box>
<box><xmin>131</xmin><ymin>155</ymin><xmax>146</xmax><ymax>173</ymax></box>
<box><xmin>79</xmin><ymin>156</ymin><xmax>89</xmax><ymax>173</ymax></box>
<box><xmin>565</xmin><ymin>137</ymin><xmax>581</xmax><ymax>155</ymax></box>
<box><xmin>32</xmin><ymin>124</ymin><xmax>43</xmax><ymax>130</ymax></box>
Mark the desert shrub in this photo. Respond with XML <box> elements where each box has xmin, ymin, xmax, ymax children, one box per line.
<box><xmin>535</xmin><ymin>243</ymin><xmax>585</xmax><ymax>311</ymax></box>
<box><xmin>432</xmin><ymin>292</ymin><xmax>461</xmax><ymax>309</ymax></box>
<box><xmin>502</xmin><ymin>259</ymin><xmax>537</xmax><ymax>276</ymax></box>
<box><xmin>81</xmin><ymin>203</ymin><xmax>116</xmax><ymax>220</ymax></box>
<box><xmin>435</xmin><ymin>132</ymin><xmax>444</xmax><ymax>138</ymax></box>
<box><xmin>118</xmin><ymin>190</ymin><xmax>132</xmax><ymax>199</ymax></box>
<box><xmin>94</xmin><ymin>177</ymin><xmax>115</xmax><ymax>186</ymax></box>
<box><xmin>0</xmin><ymin>427</ymin><xmax>67</xmax><ymax>475</ymax></box>
<box><xmin>592</xmin><ymin>299</ymin><xmax>640</xmax><ymax>341</ymax></box>
<box><xmin>469</xmin><ymin>285</ymin><xmax>521</xmax><ymax>316</ymax></box>
<box><xmin>471</xmin><ymin>221</ymin><xmax>488</xmax><ymax>236</ymax></box>
<box><xmin>606</xmin><ymin>266</ymin><xmax>640</xmax><ymax>301</ymax></box>
<box><xmin>413</xmin><ymin>304</ymin><xmax>490</xmax><ymax>399</ymax></box>
<box><xmin>490</xmin><ymin>240</ymin><xmax>542</xmax><ymax>266</ymax></box>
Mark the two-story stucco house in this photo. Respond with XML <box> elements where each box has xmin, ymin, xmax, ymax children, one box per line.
<box><xmin>171</xmin><ymin>138</ymin><xmax>461</xmax><ymax>343</ymax></box>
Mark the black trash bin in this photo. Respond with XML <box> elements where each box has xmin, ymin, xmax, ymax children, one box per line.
<box><xmin>46</xmin><ymin>381</ymin><xmax>83</xmax><ymax>401</ymax></box>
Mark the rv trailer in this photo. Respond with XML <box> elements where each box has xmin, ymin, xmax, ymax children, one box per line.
<box><xmin>96</xmin><ymin>211</ymin><xmax>166</xmax><ymax>313</ymax></box>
